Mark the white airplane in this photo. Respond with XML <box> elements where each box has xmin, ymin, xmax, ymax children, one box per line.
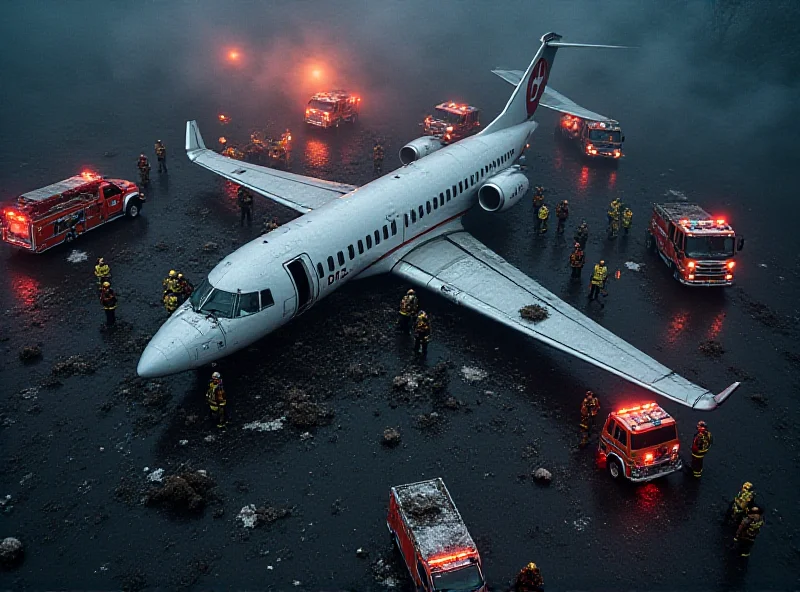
<box><xmin>137</xmin><ymin>32</ymin><xmax>738</xmax><ymax>410</ymax></box>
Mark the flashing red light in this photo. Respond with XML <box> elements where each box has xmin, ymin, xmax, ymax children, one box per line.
<box><xmin>586</xmin><ymin>143</ymin><xmax>594</xmax><ymax>151</ymax></box>
<box><xmin>428</xmin><ymin>550</ymin><xmax>474</xmax><ymax>567</ymax></box>
<box><xmin>679</xmin><ymin>218</ymin><xmax>688</xmax><ymax>225</ymax></box>
<box><xmin>644</xmin><ymin>452</ymin><xmax>654</xmax><ymax>464</ymax></box>
<box><xmin>687</xmin><ymin>261</ymin><xmax>696</xmax><ymax>269</ymax></box>
<box><xmin>227</xmin><ymin>50</ymin><xmax>241</xmax><ymax>62</ymax></box>
<box><xmin>218</xmin><ymin>136</ymin><xmax>227</xmax><ymax>145</ymax></box>
<box><xmin>312</xmin><ymin>69</ymin><xmax>321</xmax><ymax>79</ymax></box>
<box><xmin>616</xmin><ymin>402</ymin><xmax>657</xmax><ymax>415</ymax></box>
<box><xmin>218</xmin><ymin>114</ymin><xmax>230</xmax><ymax>123</ymax></box>
<box><xmin>672</xmin><ymin>444</ymin><xmax>680</xmax><ymax>453</ymax></box>
<box><xmin>716</xmin><ymin>218</ymin><xmax>725</xmax><ymax>225</ymax></box>
<box><xmin>688</xmin><ymin>274</ymin><xmax>695</xmax><ymax>280</ymax></box>
<box><xmin>81</xmin><ymin>170</ymin><xmax>98</xmax><ymax>180</ymax></box>
<box><xmin>446</xmin><ymin>126</ymin><xmax>454</xmax><ymax>133</ymax></box>
<box><xmin>725</xmin><ymin>273</ymin><xmax>733</xmax><ymax>280</ymax></box>
<box><xmin>727</xmin><ymin>261</ymin><xmax>735</xmax><ymax>269</ymax></box>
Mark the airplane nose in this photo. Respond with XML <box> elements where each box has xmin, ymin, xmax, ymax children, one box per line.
<box><xmin>137</xmin><ymin>344</ymin><xmax>176</xmax><ymax>378</ymax></box>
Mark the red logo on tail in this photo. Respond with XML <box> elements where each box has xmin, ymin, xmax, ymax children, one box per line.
<box><xmin>526</xmin><ymin>58</ymin><xmax>549</xmax><ymax>117</ymax></box>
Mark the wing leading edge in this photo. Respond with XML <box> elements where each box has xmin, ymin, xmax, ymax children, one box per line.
<box><xmin>392</xmin><ymin>230</ymin><xmax>738</xmax><ymax>410</ymax></box>
<box><xmin>185</xmin><ymin>120</ymin><xmax>357</xmax><ymax>214</ymax></box>
<box><xmin>491</xmin><ymin>70</ymin><xmax>613</xmax><ymax>122</ymax></box>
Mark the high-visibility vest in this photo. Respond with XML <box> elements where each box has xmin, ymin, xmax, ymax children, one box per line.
<box><xmin>591</xmin><ymin>265</ymin><xmax>608</xmax><ymax>286</ymax></box>
<box><xmin>538</xmin><ymin>206</ymin><xmax>549</xmax><ymax>220</ymax></box>
<box><xmin>95</xmin><ymin>264</ymin><xmax>110</xmax><ymax>279</ymax></box>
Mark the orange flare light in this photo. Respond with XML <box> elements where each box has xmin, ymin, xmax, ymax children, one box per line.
<box><xmin>218</xmin><ymin>114</ymin><xmax>230</xmax><ymax>124</ymax></box>
<box><xmin>227</xmin><ymin>49</ymin><xmax>241</xmax><ymax>62</ymax></box>
<box><xmin>427</xmin><ymin>550</ymin><xmax>474</xmax><ymax>566</ymax></box>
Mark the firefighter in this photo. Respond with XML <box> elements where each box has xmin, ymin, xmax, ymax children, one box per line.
<box><xmin>729</xmin><ymin>482</ymin><xmax>756</xmax><ymax>524</ymax></box>
<box><xmin>163</xmin><ymin>270</ymin><xmax>179</xmax><ymax>295</ymax></box>
<box><xmin>154</xmin><ymin>140</ymin><xmax>167</xmax><ymax>173</ymax></box>
<box><xmin>583</xmin><ymin>390</ymin><xmax>600</xmax><ymax>431</ymax></box>
<box><xmin>734</xmin><ymin>506</ymin><xmax>764</xmax><ymax>558</ymax></box>
<box><xmin>237</xmin><ymin>186</ymin><xmax>254</xmax><ymax>227</ymax></box>
<box><xmin>622</xmin><ymin>207</ymin><xmax>633</xmax><ymax>235</ymax></box>
<box><xmin>373</xmin><ymin>141</ymin><xmax>385</xmax><ymax>174</ymax></box>
<box><xmin>569</xmin><ymin>243</ymin><xmax>585</xmax><ymax>279</ymax></box>
<box><xmin>137</xmin><ymin>154</ymin><xmax>150</xmax><ymax>185</ymax></box>
<box><xmin>690</xmin><ymin>420</ymin><xmax>713</xmax><ymax>478</ymax></box>
<box><xmin>588</xmin><ymin>260</ymin><xmax>608</xmax><ymax>304</ymax></box>
<box><xmin>555</xmin><ymin>199</ymin><xmax>569</xmax><ymax>234</ymax></box>
<box><xmin>532</xmin><ymin>185</ymin><xmax>545</xmax><ymax>214</ymax></box>
<box><xmin>99</xmin><ymin>282</ymin><xmax>117</xmax><ymax>327</ymax></box>
<box><xmin>537</xmin><ymin>203</ymin><xmax>549</xmax><ymax>234</ymax></box>
<box><xmin>94</xmin><ymin>257</ymin><xmax>111</xmax><ymax>287</ymax></box>
<box><xmin>574</xmin><ymin>221</ymin><xmax>589</xmax><ymax>249</ymax></box>
<box><xmin>262</xmin><ymin>216</ymin><xmax>280</xmax><ymax>234</ymax></box>
<box><xmin>397</xmin><ymin>289</ymin><xmax>419</xmax><ymax>333</ymax></box>
<box><xmin>515</xmin><ymin>562</ymin><xmax>544</xmax><ymax>592</ymax></box>
<box><xmin>177</xmin><ymin>273</ymin><xmax>194</xmax><ymax>303</ymax></box>
<box><xmin>206</xmin><ymin>371</ymin><xmax>227</xmax><ymax>428</ymax></box>
<box><xmin>413</xmin><ymin>311</ymin><xmax>431</xmax><ymax>357</ymax></box>
<box><xmin>579</xmin><ymin>399</ymin><xmax>591</xmax><ymax>449</ymax></box>
<box><xmin>607</xmin><ymin>199</ymin><xmax>621</xmax><ymax>239</ymax></box>
<box><xmin>163</xmin><ymin>291</ymin><xmax>179</xmax><ymax>314</ymax></box>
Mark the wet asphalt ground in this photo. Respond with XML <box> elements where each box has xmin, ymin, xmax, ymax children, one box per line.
<box><xmin>2</xmin><ymin>2</ymin><xmax>800</xmax><ymax>591</ymax></box>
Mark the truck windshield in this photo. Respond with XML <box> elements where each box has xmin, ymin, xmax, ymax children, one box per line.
<box><xmin>588</xmin><ymin>129</ymin><xmax>621</xmax><ymax>143</ymax></box>
<box><xmin>631</xmin><ymin>425</ymin><xmax>677</xmax><ymax>450</ymax></box>
<box><xmin>685</xmin><ymin>235</ymin><xmax>735</xmax><ymax>258</ymax></box>
<box><xmin>432</xmin><ymin>564</ymin><xmax>484</xmax><ymax>591</ymax></box>
<box><xmin>435</xmin><ymin>109</ymin><xmax>465</xmax><ymax>126</ymax></box>
<box><xmin>309</xmin><ymin>100</ymin><xmax>334</xmax><ymax>112</ymax></box>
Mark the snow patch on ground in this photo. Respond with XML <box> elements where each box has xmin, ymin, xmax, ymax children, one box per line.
<box><xmin>665</xmin><ymin>189</ymin><xmax>688</xmax><ymax>200</ymax></box>
<box><xmin>146</xmin><ymin>468</ymin><xmax>165</xmax><ymax>482</ymax></box>
<box><xmin>460</xmin><ymin>366</ymin><xmax>487</xmax><ymax>382</ymax></box>
<box><xmin>625</xmin><ymin>261</ymin><xmax>642</xmax><ymax>272</ymax></box>
<box><xmin>243</xmin><ymin>417</ymin><xmax>286</xmax><ymax>432</ymax></box>
<box><xmin>572</xmin><ymin>516</ymin><xmax>591</xmax><ymax>532</ymax></box>
<box><xmin>237</xmin><ymin>504</ymin><xmax>258</xmax><ymax>528</ymax></box>
<box><xmin>66</xmin><ymin>250</ymin><xmax>88</xmax><ymax>263</ymax></box>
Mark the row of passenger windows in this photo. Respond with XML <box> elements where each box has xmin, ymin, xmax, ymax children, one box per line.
<box><xmin>402</xmin><ymin>148</ymin><xmax>516</xmax><ymax>227</ymax></box>
<box><xmin>316</xmin><ymin>219</ymin><xmax>399</xmax><ymax>278</ymax></box>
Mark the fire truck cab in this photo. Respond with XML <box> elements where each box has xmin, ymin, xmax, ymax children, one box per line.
<box><xmin>1</xmin><ymin>172</ymin><xmax>143</xmax><ymax>254</ymax></box>
<box><xmin>387</xmin><ymin>478</ymin><xmax>486</xmax><ymax>592</ymax></box>
<box><xmin>558</xmin><ymin>114</ymin><xmax>624</xmax><ymax>160</ymax></box>
<box><xmin>598</xmin><ymin>402</ymin><xmax>682</xmax><ymax>482</ymax></box>
<box><xmin>646</xmin><ymin>202</ymin><xmax>743</xmax><ymax>286</ymax></box>
<box><xmin>423</xmin><ymin>102</ymin><xmax>481</xmax><ymax>144</ymax></box>
<box><xmin>304</xmin><ymin>90</ymin><xmax>361</xmax><ymax>128</ymax></box>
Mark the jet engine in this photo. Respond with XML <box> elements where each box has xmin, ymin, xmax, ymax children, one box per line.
<box><xmin>399</xmin><ymin>137</ymin><xmax>444</xmax><ymax>165</ymax></box>
<box><xmin>478</xmin><ymin>169</ymin><xmax>529</xmax><ymax>213</ymax></box>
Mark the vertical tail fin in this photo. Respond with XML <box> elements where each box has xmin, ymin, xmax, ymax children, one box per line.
<box><xmin>482</xmin><ymin>33</ymin><xmax>562</xmax><ymax>135</ymax></box>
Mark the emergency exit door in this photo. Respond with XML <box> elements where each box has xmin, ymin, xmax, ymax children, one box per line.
<box><xmin>283</xmin><ymin>254</ymin><xmax>319</xmax><ymax>318</ymax></box>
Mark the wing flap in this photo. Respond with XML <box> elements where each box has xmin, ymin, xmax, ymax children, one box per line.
<box><xmin>185</xmin><ymin>120</ymin><xmax>356</xmax><ymax>214</ymax></box>
<box><xmin>393</xmin><ymin>231</ymin><xmax>737</xmax><ymax>410</ymax></box>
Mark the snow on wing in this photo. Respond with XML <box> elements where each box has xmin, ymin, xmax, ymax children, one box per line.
<box><xmin>392</xmin><ymin>231</ymin><xmax>737</xmax><ymax>410</ymax></box>
<box><xmin>491</xmin><ymin>70</ymin><xmax>611</xmax><ymax>122</ymax></box>
<box><xmin>185</xmin><ymin>120</ymin><xmax>356</xmax><ymax>214</ymax></box>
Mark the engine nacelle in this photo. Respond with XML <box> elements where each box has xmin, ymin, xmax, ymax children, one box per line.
<box><xmin>478</xmin><ymin>170</ymin><xmax>529</xmax><ymax>213</ymax></box>
<box><xmin>399</xmin><ymin>136</ymin><xmax>444</xmax><ymax>165</ymax></box>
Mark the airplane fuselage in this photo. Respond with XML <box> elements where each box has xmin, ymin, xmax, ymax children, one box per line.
<box><xmin>137</xmin><ymin>123</ymin><xmax>533</xmax><ymax>377</ymax></box>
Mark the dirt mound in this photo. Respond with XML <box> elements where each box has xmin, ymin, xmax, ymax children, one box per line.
<box><xmin>285</xmin><ymin>387</ymin><xmax>333</xmax><ymax>428</ymax></box>
<box><xmin>18</xmin><ymin>346</ymin><xmax>42</xmax><ymax>363</ymax></box>
<box><xmin>382</xmin><ymin>427</ymin><xmax>401</xmax><ymax>447</ymax></box>
<box><xmin>0</xmin><ymin>537</ymin><xmax>24</xmax><ymax>567</ymax></box>
<box><xmin>699</xmin><ymin>340</ymin><xmax>724</xmax><ymax>358</ymax></box>
<box><xmin>391</xmin><ymin>362</ymin><xmax>450</xmax><ymax>402</ymax></box>
<box><xmin>145</xmin><ymin>470</ymin><xmax>216</xmax><ymax>513</ymax></box>
<box><xmin>51</xmin><ymin>355</ymin><xmax>96</xmax><ymax>377</ymax></box>
<box><xmin>520</xmin><ymin>305</ymin><xmax>549</xmax><ymax>322</ymax></box>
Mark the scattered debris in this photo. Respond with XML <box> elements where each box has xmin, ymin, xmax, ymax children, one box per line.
<box><xmin>19</xmin><ymin>387</ymin><xmax>38</xmax><ymax>400</ymax></box>
<box><xmin>392</xmin><ymin>372</ymin><xmax>420</xmax><ymax>392</ymax></box>
<box><xmin>533</xmin><ymin>468</ymin><xmax>552</xmax><ymax>484</ymax></box>
<box><xmin>286</xmin><ymin>388</ymin><xmax>333</xmax><ymax>428</ymax></box>
<box><xmin>665</xmin><ymin>189</ymin><xmax>688</xmax><ymax>200</ymax></box>
<box><xmin>237</xmin><ymin>503</ymin><xmax>292</xmax><ymax>529</ymax></box>
<box><xmin>51</xmin><ymin>355</ymin><xmax>96</xmax><ymax>377</ymax></box>
<box><xmin>146</xmin><ymin>468</ymin><xmax>165</xmax><ymax>483</ymax></box>
<box><xmin>356</xmin><ymin>547</ymin><xmax>369</xmax><ymax>558</ymax></box>
<box><xmin>0</xmin><ymin>537</ymin><xmax>24</xmax><ymax>567</ymax></box>
<box><xmin>202</xmin><ymin>241</ymin><xmax>219</xmax><ymax>253</ymax></box>
<box><xmin>443</xmin><ymin>396</ymin><xmax>460</xmax><ymax>410</ymax></box>
<box><xmin>382</xmin><ymin>427</ymin><xmax>402</xmax><ymax>447</ymax></box>
<box><xmin>330</xmin><ymin>498</ymin><xmax>345</xmax><ymax>515</ymax></box>
<box><xmin>572</xmin><ymin>516</ymin><xmax>591</xmax><ymax>532</ymax></box>
<box><xmin>18</xmin><ymin>345</ymin><xmax>42</xmax><ymax>363</ymax></box>
<box><xmin>415</xmin><ymin>412</ymin><xmax>441</xmax><ymax>430</ymax></box>
<box><xmin>243</xmin><ymin>417</ymin><xmax>286</xmax><ymax>432</ymax></box>
<box><xmin>749</xmin><ymin>393</ymin><xmax>768</xmax><ymax>407</ymax></box>
<box><xmin>66</xmin><ymin>250</ymin><xmax>88</xmax><ymax>263</ymax></box>
<box><xmin>758</xmin><ymin>263</ymin><xmax>768</xmax><ymax>268</ymax></box>
<box><xmin>145</xmin><ymin>469</ymin><xmax>216</xmax><ymax>513</ymax></box>
<box><xmin>300</xmin><ymin>431</ymin><xmax>313</xmax><ymax>441</ymax></box>
<box><xmin>153</xmin><ymin>240</ymin><xmax>170</xmax><ymax>251</ymax></box>
<box><xmin>203</xmin><ymin>435</ymin><xmax>217</xmax><ymax>443</ymax></box>
<box><xmin>371</xmin><ymin>556</ymin><xmax>401</xmax><ymax>588</ymax></box>
<box><xmin>698</xmin><ymin>340</ymin><xmax>725</xmax><ymax>358</ymax></box>
<box><xmin>179</xmin><ymin>439</ymin><xmax>189</xmax><ymax>446</ymax></box>
<box><xmin>519</xmin><ymin>305</ymin><xmax>549</xmax><ymax>322</ymax></box>
<box><xmin>624</xmin><ymin>261</ymin><xmax>642</xmax><ymax>272</ymax></box>
<box><xmin>0</xmin><ymin>495</ymin><xmax>13</xmax><ymax>515</ymax></box>
<box><xmin>460</xmin><ymin>366</ymin><xmax>488</xmax><ymax>382</ymax></box>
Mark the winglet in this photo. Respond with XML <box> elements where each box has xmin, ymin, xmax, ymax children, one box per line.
<box><xmin>693</xmin><ymin>381</ymin><xmax>741</xmax><ymax>410</ymax></box>
<box><xmin>185</xmin><ymin>120</ymin><xmax>206</xmax><ymax>156</ymax></box>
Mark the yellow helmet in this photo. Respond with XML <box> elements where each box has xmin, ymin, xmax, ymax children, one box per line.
<box><xmin>418</xmin><ymin>311</ymin><xmax>427</xmax><ymax>318</ymax></box>
<box><xmin>102</xmin><ymin>282</ymin><xmax>111</xmax><ymax>288</ymax></box>
<box><xmin>407</xmin><ymin>289</ymin><xmax>415</xmax><ymax>295</ymax></box>
<box><xmin>169</xmin><ymin>270</ymin><xmax>177</xmax><ymax>277</ymax></box>
<box><xmin>178</xmin><ymin>273</ymin><xmax>184</xmax><ymax>279</ymax></box>
<box><xmin>98</xmin><ymin>257</ymin><xmax>105</xmax><ymax>264</ymax></box>
<box><xmin>599</xmin><ymin>260</ymin><xmax>605</xmax><ymax>265</ymax></box>
<box><xmin>527</xmin><ymin>562</ymin><xmax>538</xmax><ymax>570</ymax></box>
<box><xmin>742</xmin><ymin>482</ymin><xmax>753</xmax><ymax>491</ymax></box>
<box><xmin>211</xmin><ymin>371</ymin><xmax>221</xmax><ymax>380</ymax></box>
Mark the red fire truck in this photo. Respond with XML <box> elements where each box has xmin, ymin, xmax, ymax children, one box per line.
<box><xmin>558</xmin><ymin>114</ymin><xmax>624</xmax><ymax>160</ymax></box>
<box><xmin>304</xmin><ymin>90</ymin><xmax>361</xmax><ymax>128</ymax></box>
<box><xmin>387</xmin><ymin>478</ymin><xmax>486</xmax><ymax>592</ymax></box>
<box><xmin>423</xmin><ymin>102</ymin><xmax>481</xmax><ymax>144</ymax></box>
<box><xmin>597</xmin><ymin>402</ymin><xmax>683</xmax><ymax>482</ymax></box>
<box><xmin>645</xmin><ymin>202</ymin><xmax>743</xmax><ymax>286</ymax></box>
<box><xmin>1</xmin><ymin>172</ymin><xmax>144</xmax><ymax>253</ymax></box>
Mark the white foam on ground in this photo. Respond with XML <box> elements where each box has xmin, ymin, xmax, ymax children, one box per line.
<box><xmin>460</xmin><ymin>366</ymin><xmax>487</xmax><ymax>382</ymax></box>
<box><xmin>625</xmin><ymin>262</ymin><xmax>642</xmax><ymax>272</ymax></box>
<box><xmin>146</xmin><ymin>468</ymin><xmax>164</xmax><ymax>482</ymax></box>
<box><xmin>237</xmin><ymin>504</ymin><xmax>258</xmax><ymax>528</ymax></box>
<box><xmin>66</xmin><ymin>250</ymin><xmax>88</xmax><ymax>263</ymax></box>
<box><xmin>243</xmin><ymin>417</ymin><xmax>286</xmax><ymax>432</ymax></box>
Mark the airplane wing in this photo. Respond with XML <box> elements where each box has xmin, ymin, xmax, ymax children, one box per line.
<box><xmin>185</xmin><ymin>120</ymin><xmax>357</xmax><ymax>214</ymax></box>
<box><xmin>491</xmin><ymin>69</ymin><xmax>613</xmax><ymax>122</ymax></box>
<box><xmin>391</xmin><ymin>230</ymin><xmax>739</xmax><ymax>410</ymax></box>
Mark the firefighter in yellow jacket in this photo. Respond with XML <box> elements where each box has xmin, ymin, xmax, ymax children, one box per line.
<box><xmin>162</xmin><ymin>270</ymin><xmax>179</xmax><ymax>295</ymax></box>
<box><xmin>94</xmin><ymin>257</ymin><xmax>111</xmax><ymax>288</ymax></box>
<box><xmin>691</xmin><ymin>421</ymin><xmax>713</xmax><ymax>477</ymax></box>
<box><xmin>206</xmin><ymin>371</ymin><xmax>227</xmax><ymax>428</ymax></box>
<box><xmin>622</xmin><ymin>207</ymin><xmax>633</xmax><ymax>234</ymax></box>
<box><xmin>588</xmin><ymin>260</ymin><xmax>608</xmax><ymax>303</ymax></box>
<box><xmin>413</xmin><ymin>311</ymin><xmax>432</xmax><ymax>357</ymax></box>
<box><xmin>163</xmin><ymin>291</ymin><xmax>179</xmax><ymax>314</ymax></box>
<box><xmin>729</xmin><ymin>482</ymin><xmax>756</xmax><ymax>524</ymax></box>
<box><xmin>734</xmin><ymin>506</ymin><xmax>764</xmax><ymax>558</ymax></box>
<box><xmin>515</xmin><ymin>562</ymin><xmax>544</xmax><ymax>592</ymax></box>
<box><xmin>397</xmin><ymin>289</ymin><xmax>419</xmax><ymax>333</ymax></box>
<box><xmin>537</xmin><ymin>204</ymin><xmax>549</xmax><ymax>234</ymax></box>
<box><xmin>99</xmin><ymin>282</ymin><xmax>118</xmax><ymax>327</ymax></box>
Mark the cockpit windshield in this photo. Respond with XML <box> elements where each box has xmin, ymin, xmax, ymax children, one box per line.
<box><xmin>199</xmin><ymin>289</ymin><xmax>236</xmax><ymax>318</ymax></box>
<box><xmin>189</xmin><ymin>278</ymin><xmax>270</xmax><ymax>319</ymax></box>
<box><xmin>189</xmin><ymin>279</ymin><xmax>213</xmax><ymax>310</ymax></box>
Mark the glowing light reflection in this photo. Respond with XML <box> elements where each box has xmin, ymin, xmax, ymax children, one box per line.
<box><xmin>304</xmin><ymin>139</ymin><xmax>329</xmax><ymax>168</ymax></box>
<box><xmin>666</xmin><ymin>310</ymin><xmax>689</xmax><ymax>344</ymax></box>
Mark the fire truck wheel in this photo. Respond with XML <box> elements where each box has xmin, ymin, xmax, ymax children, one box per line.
<box><xmin>607</xmin><ymin>457</ymin><xmax>623</xmax><ymax>480</ymax></box>
<box><xmin>126</xmin><ymin>199</ymin><xmax>141</xmax><ymax>218</ymax></box>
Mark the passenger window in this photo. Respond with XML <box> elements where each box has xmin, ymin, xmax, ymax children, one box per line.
<box><xmin>382</xmin><ymin>225</ymin><xmax>388</xmax><ymax>240</ymax></box>
<box><xmin>433</xmin><ymin>197</ymin><xmax>438</xmax><ymax>209</ymax></box>
<box><xmin>480</xmin><ymin>169</ymin><xmax>484</xmax><ymax>179</ymax></box>
<box><xmin>259</xmin><ymin>289</ymin><xmax>274</xmax><ymax>309</ymax></box>
<box><xmin>236</xmin><ymin>291</ymin><xmax>260</xmax><ymax>317</ymax></box>
<box><xmin>102</xmin><ymin>184</ymin><xmax>122</xmax><ymax>198</ymax></box>
<box><xmin>426</xmin><ymin>201</ymin><xmax>431</xmax><ymax>214</ymax></box>
<box><xmin>447</xmin><ymin>188</ymin><xmax>452</xmax><ymax>200</ymax></box>
<box><xmin>464</xmin><ymin>178</ymin><xmax>468</xmax><ymax>189</ymax></box>
<box><xmin>327</xmin><ymin>256</ymin><xmax>334</xmax><ymax>272</ymax></box>
<box><xmin>366</xmin><ymin>235</ymin><xmax>372</xmax><ymax>249</ymax></box>
<box><xmin>458</xmin><ymin>181</ymin><xmax>463</xmax><ymax>193</ymax></box>
<box><xmin>316</xmin><ymin>262</ymin><xmax>324</xmax><ymax>278</ymax></box>
<box><xmin>404</xmin><ymin>214</ymin><xmax>408</xmax><ymax>228</ymax></box>
<box><xmin>374</xmin><ymin>230</ymin><xmax>380</xmax><ymax>245</ymax></box>
<box><xmin>411</xmin><ymin>210</ymin><xmax>417</xmax><ymax>223</ymax></box>
<box><xmin>439</xmin><ymin>192</ymin><xmax>444</xmax><ymax>204</ymax></box>
<box><xmin>358</xmin><ymin>239</ymin><xmax>364</xmax><ymax>254</ymax></box>
<box><xmin>391</xmin><ymin>220</ymin><xmax>397</xmax><ymax>235</ymax></box>
<box><xmin>419</xmin><ymin>205</ymin><xmax>424</xmax><ymax>218</ymax></box>
<box><xmin>337</xmin><ymin>251</ymin><xmax>345</xmax><ymax>266</ymax></box>
<box><xmin>470</xmin><ymin>175</ymin><xmax>474</xmax><ymax>185</ymax></box>
<box><xmin>348</xmin><ymin>245</ymin><xmax>355</xmax><ymax>260</ymax></box>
